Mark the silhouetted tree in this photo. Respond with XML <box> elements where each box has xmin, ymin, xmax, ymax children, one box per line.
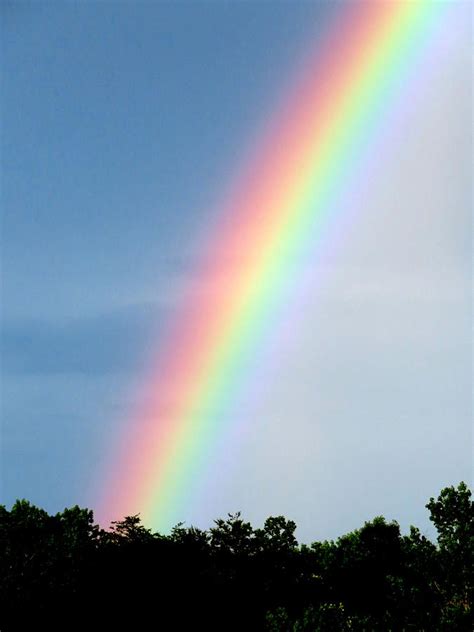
<box><xmin>427</xmin><ymin>481</ymin><xmax>473</xmax><ymax>629</ymax></box>
<box><xmin>0</xmin><ymin>483</ymin><xmax>472</xmax><ymax>631</ymax></box>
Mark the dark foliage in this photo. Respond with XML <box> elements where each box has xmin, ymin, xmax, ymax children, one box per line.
<box><xmin>0</xmin><ymin>483</ymin><xmax>471</xmax><ymax>631</ymax></box>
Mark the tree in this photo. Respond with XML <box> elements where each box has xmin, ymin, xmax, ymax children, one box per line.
<box><xmin>426</xmin><ymin>482</ymin><xmax>473</xmax><ymax>629</ymax></box>
<box><xmin>427</xmin><ymin>481</ymin><xmax>473</xmax><ymax>555</ymax></box>
<box><xmin>210</xmin><ymin>512</ymin><xmax>255</xmax><ymax>555</ymax></box>
<box><xmin>104</xmin><ymin>514</ymin><xmax>154</xmax><ymax>545</ymax></box>
<box><xmin>255</xmin><ymin>516</ymin><xmax>298</xmax><ymax>553</ymax></box>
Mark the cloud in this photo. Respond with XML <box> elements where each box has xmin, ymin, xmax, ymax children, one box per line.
<box><xmin>1</xmin><ymin>303</ymin><xmax>158</xmax><ymax>375</ymax></box>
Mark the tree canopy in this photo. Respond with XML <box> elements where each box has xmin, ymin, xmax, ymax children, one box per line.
<box><xmin>0</xmin><ymin>482</ymin><xmax>472</xmax><ymax>631</ymax></box>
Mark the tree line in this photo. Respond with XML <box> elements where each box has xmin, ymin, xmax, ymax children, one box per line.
<box><xmin>0</xmin><ymin>482</ymin><xmax>472</xmax><ymax>631</ymax></box>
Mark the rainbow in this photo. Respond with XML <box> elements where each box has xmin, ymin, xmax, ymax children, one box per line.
<box><xmin>99</xmin><ymin>0</ymin><xmax>446</xmax><ymax>530</ymax></box>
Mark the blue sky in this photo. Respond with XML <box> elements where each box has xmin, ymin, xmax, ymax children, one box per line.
<box><xmin>1</xmin><ymin>1</ymin><xmax>471</xmax><ymax>541</ymax></box>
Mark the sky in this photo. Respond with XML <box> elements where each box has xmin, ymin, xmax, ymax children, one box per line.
<box><xmin>1</xmin><ymin>1</ymin><xmax>472</xmax><ymax>542</ymax></box>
